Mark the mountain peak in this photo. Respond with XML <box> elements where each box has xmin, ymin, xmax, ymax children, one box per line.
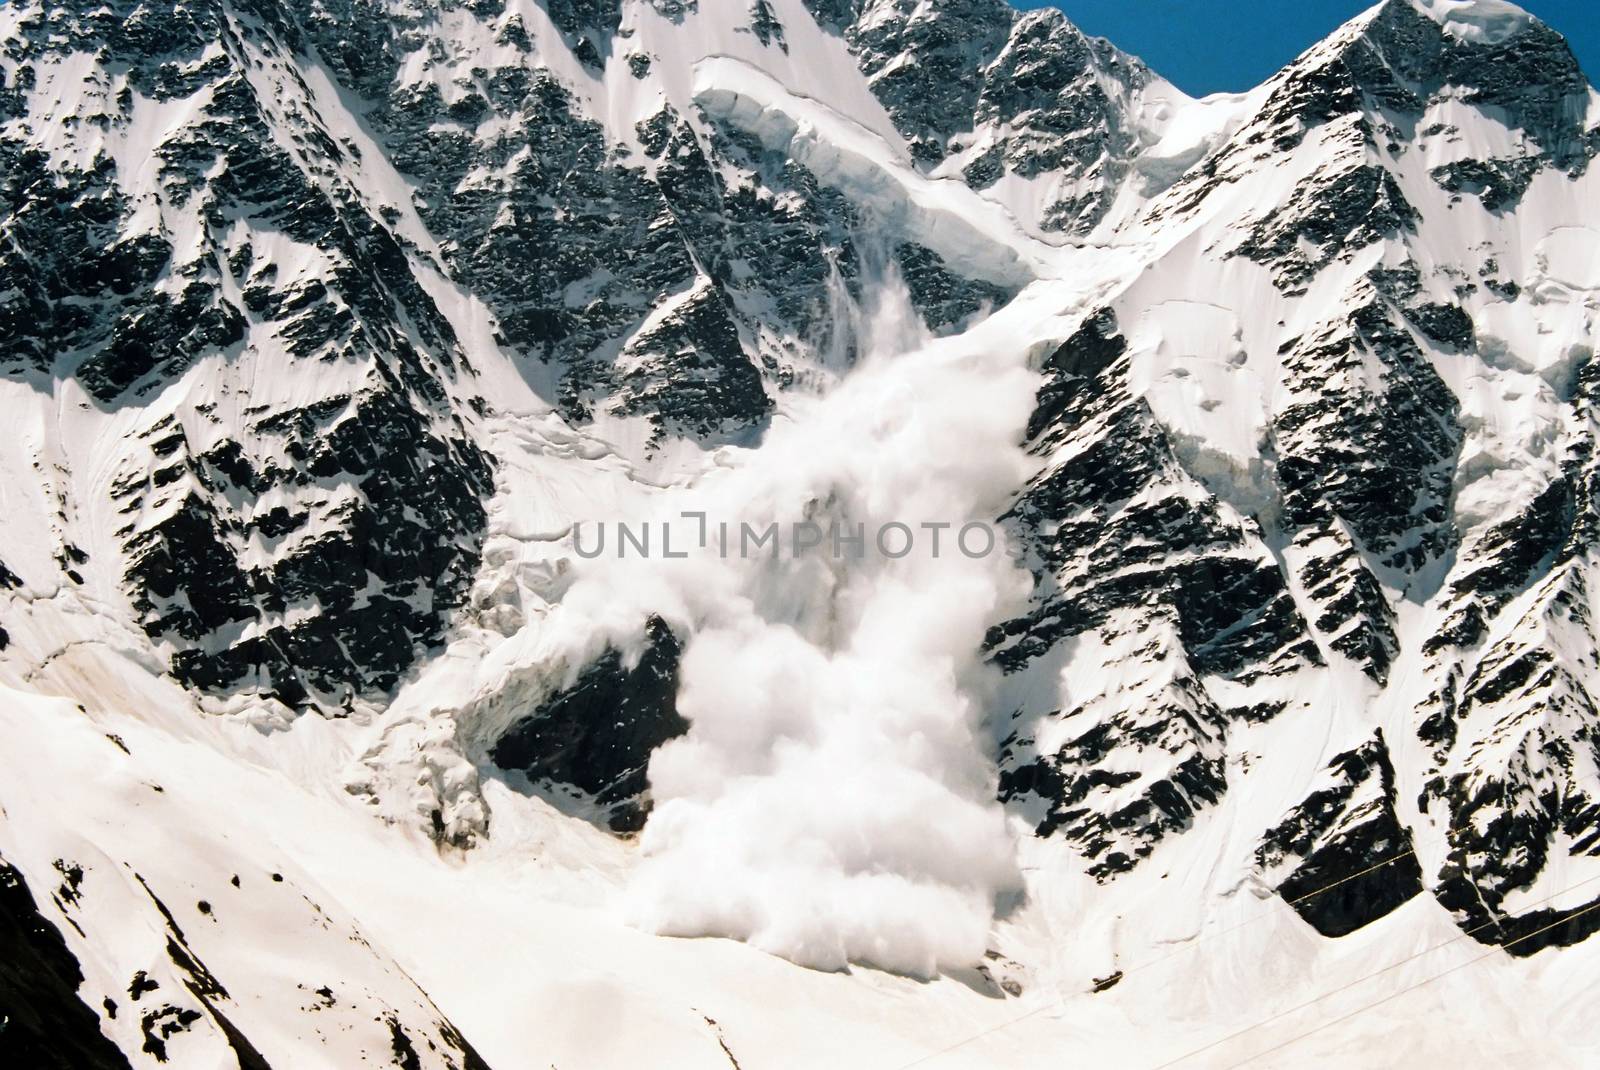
<box><xmin>1238</xmin><ymin>0</ymin><xmax>1594</xmax><ymax>168</ymax></box>
<box><xmin>5</xmin><ymin>2</ymin><xmax>1600</xmax><ymax>1065</ymax></box>
<box><xmin>1360</xmin><ymin>0</ymin><xmax>1586</xmax><ymax>89</ymax></box>
<box><xmin>1404</xmin><ymin>0</ymin><xmax>1537</xmax><ymax>46</ymax></box>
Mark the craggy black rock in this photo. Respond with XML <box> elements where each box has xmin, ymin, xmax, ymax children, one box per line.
<box><xmin>1257</xmin><ymin>735</ymin><xmax>1424</xmax><ymax>937</ymax></box>
<box><xmin>0</xmin><ymin>856</ymin><xmax>134</xmax><ymax>1070</ymax></box>
<box><xmin>492</xmin><ymin>617</ymin><xmax>688</xmax><ymax>831</ymax></box>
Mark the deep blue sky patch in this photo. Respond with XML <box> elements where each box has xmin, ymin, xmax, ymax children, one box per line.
<box><xmin>1017</xmin><ymin>1</ymin><xmax>1598</xmax><ymax>96</ymax></box>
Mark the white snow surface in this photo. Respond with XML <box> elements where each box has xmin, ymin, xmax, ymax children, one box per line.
<box><xmin>3</xmin><ymin>0</ymin><xmax>1600</xmax><ymax>1066</ymax></box>
<box><xmin>1410</xmin><ymin>0</ymin><xmax>1537</xmax><ymax>44</ymax></box>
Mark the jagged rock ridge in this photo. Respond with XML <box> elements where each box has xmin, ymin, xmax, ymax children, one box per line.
<box><xmin>0</xmin><ymin>0</ymin><xmax>1598</xmax><ymax>1063</ymax></box>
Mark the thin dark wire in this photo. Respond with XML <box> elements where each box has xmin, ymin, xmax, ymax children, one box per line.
<box><xmin>890</xmin><ymin>1001</ymin><xmax>1057</xmax><ymax>1070</ymax></box>
<box><xmin>888</xmin><ymin>833</ymin><xmax>1436</xmax><ymax>1070</ymax></box>
<box><xmin>1219</xmin><ymin>896</ymin><xmax>1600</xmax><ymax>1069</ymax></box>
<box><xmin>1120</xmin><ymin>840</ymin><xmax>1429</xmax><ymax>980</ymax></box>
<box><xmin>1148</xmin><ymin>871</ymin><xmax>1600</xmax><ymax>1069</ymax></box>
<box><xmin>890</xmin><ymin>832</ymin><xmax>1593</xmax><ymax>1070</ymax></box>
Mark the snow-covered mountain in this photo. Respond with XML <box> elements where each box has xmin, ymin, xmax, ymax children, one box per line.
<box><xmin>2</xmin><ymin>0</ymin><xmax>1599</xmax><ymax>1065</ymax></box>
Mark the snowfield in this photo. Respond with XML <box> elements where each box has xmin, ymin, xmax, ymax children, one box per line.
<box><xmin>2</xmin><ymin>0</ymin><xmax>1599</xmax><ymax>1067</ymax></box>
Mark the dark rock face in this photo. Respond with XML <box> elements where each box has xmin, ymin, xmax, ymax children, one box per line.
<box><xmin>542</xmin><ymin>0</ymin><xmax>624</xmax><ymax>68</ymax></box>
<box><xmin>841</xmin><ymin>0</ymin><xmax>1158</xmax><ymax>232</ymax></box>
<box><xmin>970</xmin><ymin>10</ymin><xmax>1153</xmax><ymax>232</ymax></box>
<box><xmin>894</xmin><ymin>241</ymin><xmax>1015</xmax><ymax>331</ymax></box>
<box><xmin>370</xmin><ymin>69</ymin><xmax>780</xmax><ymax>437</ymax></box>
<box><xmin>749</xmin><ymin>0</ymin><xmax>788</xmax><ymax>51</ymax></box>
<box><xmin>798</xmin><ymin>0</ymin><xmax>862</xmax><ymax>32</ymax></box>
<box><xmin>119</xmin><ymin>388</ymin><xmax>494</xmax><ymax>707</ymax></box>
<box><xmin>1</xmin><ymin>0</ymin><xmax>495</xmax><ymax>713</ymax></box>
<box><xmin>0</xmin><ymin>150</ymin><xmax>233</xmax><ymax>396</ymax></box>
<box><xmin>1236</xmin><ymin>165</ymin><xmax>1418</xmax><ymax>294</ymax></box>
<box><xmin>0</xmin><ymin>0</ymin><xmax>1023</xmax><ymax>735</ymax></box>
<box><xmin>996</xmin><ymin>312</ymin><xmax>1317</xmax><ymax>681</ymax></box>
<box><xmin>1404</xmin><ymin>301</ymin><xmax>1476</xmax><ymax>351</ymax></box>
<box><xmin>1423</xmin><ymin>477</ymin><xmax>1574</xmax><ymax>663</ymax></box>
<box><xmin>604</xmin><ymin>280</ymin><xmax>772</xmax><ymax>441</ymax></box>
<box><xmin>1359</xmin><ymin>0</ymin><xmax>1595</xmax><ymax>173</ymax></box>
<box><xmin>4</xmin><ymin>0</ymin><xmax>1600</xmax><ymax>986</ymax></box>
<box><xmin>492</xmin><ymin>617</ymin><xmax>688</xmax><ymax>832</ymax></box>
<box><xmin>1274</xmin><ymin>294</ymin><xmax>1463</xmax><ymax>683</ymax></box>
<box><xmin>1431</xmin><ymin>157</ymin><xmax>1545</xmax><ymax>212</ymax></box>
<box><xmin>998</xmin><ymin>617</ymin><xmax>1231</xmax><ymax>880</ymax></box>
<box><xmin>1126</xmin><ymin>9</ymin><xmax>1599</xmax><ymax>957</ymax></box>
<box><xmin>1257</xmin><ymin>735</ymin><xmax>1423</xmax><ymax>937</ymax></box>
<box><xmin>0</xmin><ymin>856</ymin><xmax>133</xmax><ymax>1070</ymax></box>
<box><xmin>289</xmin><ymin>6</ymin><xmax>1012</xmax><ymax>443</ymax></box>
<box><xmin>847</xmin><ymin>0</ymin><xmax>1015</xmax><ymax>166</ymax></box>
<box><xmin>993</xmin><ymin>311</ymin><xmax>1318</xmax><ymax>877</ymax></box>
<box><xmin>1408</xmin><ymin>355</ymin><xmax>1600</xmax><ymax>956</ymax></box>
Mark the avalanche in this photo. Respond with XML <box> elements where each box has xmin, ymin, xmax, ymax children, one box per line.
<box><xmin>2</xmin><ymin>0</ymin><xmax>1600</xmax><ymax>1067</ymax></box>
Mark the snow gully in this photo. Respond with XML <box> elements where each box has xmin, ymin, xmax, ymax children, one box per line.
<box><xmin>570</xmin><ymin>513</ymin><xmax>1000</xmax><ymax>560</ymax></box>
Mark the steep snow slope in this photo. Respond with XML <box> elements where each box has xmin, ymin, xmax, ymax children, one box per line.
<box><xmin>2</xmin><ymin>0</ymin><xmax>1600</xmax><ymax>1066</ymax></box>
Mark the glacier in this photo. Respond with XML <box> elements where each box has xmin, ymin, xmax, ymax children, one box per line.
<box><xmin>1</xmin><ymin>0</ymin><xmax>1599</xmax><ymax>1066</ymax></box>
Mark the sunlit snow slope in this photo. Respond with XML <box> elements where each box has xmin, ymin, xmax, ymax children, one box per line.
<box><xmin>2</xmin><ymin>0</ymin><xmax>1599</xmax><ymax>1067</ymax></box>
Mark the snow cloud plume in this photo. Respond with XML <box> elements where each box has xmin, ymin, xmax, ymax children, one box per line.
<box><xmin>556</xmin><ymin>262</ymin><xmax>1038</xmax><ymax>977</ymax></box>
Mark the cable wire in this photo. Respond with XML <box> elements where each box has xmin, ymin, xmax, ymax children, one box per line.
<box><xmin>1218</xmin><ymin>894</ymin><xmax>1600</xmax><ymax>1068</ymax></box>
<box><xmin>889</xmin><ymin>837</ymin><xmax>1433</xmax><ymax>1070</ymax></box>
<box><xmin>1117</xmin><ymin>840</ymin><xmax>1429</xmax><ymax>982</ymax></box>
<box><xmin>1148</xmin><ymin>871</ymin><xmax>1600</xmax><ymax>1069</ymax></box>
<box><xmin>889</xmin><ymin>831</ymin><xmax>1598</xmax><ymax>1070</ymax></box>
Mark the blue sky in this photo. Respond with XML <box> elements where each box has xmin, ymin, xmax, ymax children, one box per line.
<box><xmin>1015</xmin><ymin>1</ymin><xmax>1598</xmax><ymax>96</ymax></box>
